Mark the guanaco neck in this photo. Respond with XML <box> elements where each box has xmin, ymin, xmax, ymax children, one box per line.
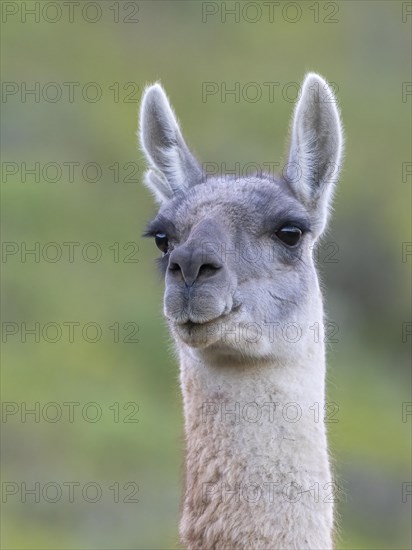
<box><xmin>178</xmin><ymin>343</ymin><xmax>334</xmax><ymax>550</ymax></box>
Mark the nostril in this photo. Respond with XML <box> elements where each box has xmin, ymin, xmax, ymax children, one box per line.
<box><xmin>198</xmin><ymin>263</ymin><xmax>222</xmax><ymax>278</ymax></box>
<box><xmin>168</xmin><ymin>249</ymin><xmax>222</xmax><ymax>285</ymax></box>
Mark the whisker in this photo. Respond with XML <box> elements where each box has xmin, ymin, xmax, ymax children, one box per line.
<box><xmin>268</xmin><ymin>292</ymin><xmax>298</xmax><ymax>306</ymax></box>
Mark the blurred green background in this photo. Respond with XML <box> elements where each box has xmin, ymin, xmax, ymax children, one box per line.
<box><xmin>1</xmin><ymin>1</ymin><xmax>411</xmax><ymax>548</ymax></box>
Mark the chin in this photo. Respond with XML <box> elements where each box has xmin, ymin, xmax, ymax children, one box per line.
<box><xmin>169</xmin><ymin>305</ymin><xmax>240</xmax><ymax>348</ymax></box>
<box><xmin>171</xmin><ymin>311</ymin><xmax>280</xmax><ymax>362</ymax></box>
<box><xmin>171</xmin><ymin>318</ymin><xmax>229</xmax><ymax>349</ymax></box>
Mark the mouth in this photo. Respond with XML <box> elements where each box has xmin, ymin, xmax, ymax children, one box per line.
<box><xmin>176</xmin><ymin>302</ymin><xmax>242</xmax><ymax>329</ymax></box>
<box><xmin>171</xmin><ymin>303</ymin><xmax>242</xmax><ymax>347</ymax></box>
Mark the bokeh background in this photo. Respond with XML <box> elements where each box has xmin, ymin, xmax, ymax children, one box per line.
<box><xmin>1</xmin><ymin>1</ymin><xmax>411</xmax><ymax>548</ymax></box>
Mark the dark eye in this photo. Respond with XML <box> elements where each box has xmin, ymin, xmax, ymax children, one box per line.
<box><xmin>155</xmin><ymin>233</ymin><xmax>169</xmax><ymax>254</ymax></box>
<box><xmin>275</xmin><ymin>226</ymin><xmax>302</xmax><ymax>247</ymax></box>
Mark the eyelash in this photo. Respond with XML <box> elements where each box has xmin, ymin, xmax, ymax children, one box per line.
<box><xmin>273</xmin><ymin>225</ymin><xmax>304</xmax><ymax>247</ymax></box>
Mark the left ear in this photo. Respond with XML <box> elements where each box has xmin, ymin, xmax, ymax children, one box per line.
<box><xmin>286</xmin><ymin>73</ymin><xmax>344</xmax><ymax>236</ymax></box>
<box><xmin>139</xmin><ymin>83</ymin><xmax>202</xmax><ymax>204</ymax></box>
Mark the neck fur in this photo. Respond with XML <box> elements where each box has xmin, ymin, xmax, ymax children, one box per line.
<box><xmin>178</xmin><ymin>336</ymin><xmax>333</xmax><ymax>550</ymax></box>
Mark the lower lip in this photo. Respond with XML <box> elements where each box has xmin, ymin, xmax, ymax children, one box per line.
<box><xmin>176</xmin><ymin>304</ymin><xmax>241</xmax><ymax>330</ymax></box>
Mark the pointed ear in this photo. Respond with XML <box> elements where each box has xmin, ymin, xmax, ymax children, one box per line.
<box><xmin>139</xmin><ymin>83</ymin><xmax>202</xmax><ymax>203</ymax></box>
<box><xmin>286</xmin><ymin>73</ymin><xmax>344</xmax><ymax>236</ymax></box>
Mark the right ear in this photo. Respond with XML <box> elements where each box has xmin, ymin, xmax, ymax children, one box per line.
<box><xmin>285</xmin><ymin>73</ymin><xmax>344</xmax><ymax>236</ymax></box>
<box><xmin>139</xmin><ymin>83</ymin><xmax>202</xmax><ymax>203</ymax></box>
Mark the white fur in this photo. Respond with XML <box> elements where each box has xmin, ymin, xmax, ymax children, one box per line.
<box><xmin>178</xmin><ymin>291</ymin><xmax>334</xmax><ymax>549</ymax></box>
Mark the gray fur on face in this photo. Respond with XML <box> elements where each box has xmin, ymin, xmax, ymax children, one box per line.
<box><xmin>139</xmin><ymin>74</ymin><xmax>344</xmax><ymax>359</ymax></box>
